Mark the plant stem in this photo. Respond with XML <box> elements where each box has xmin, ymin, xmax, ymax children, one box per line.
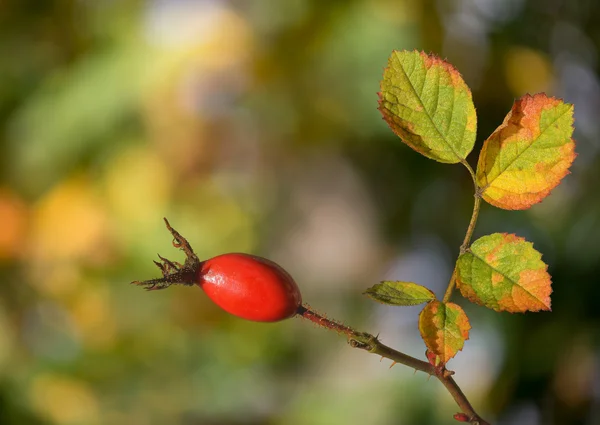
<box><xmin>442</xmin><ymin>268</ymin><xmax>459</xmax><ymax>304</ymax></box>
<box><xmin>296</xmin><ymin>305</ymin><xmax>356</xmax><ymax>336</ymax></box>
<box><xmin>442</xmin><ymin>161</ymin><xmax>482</xmax><ymax>303</ymax></box>
<box><xmin>296</xmin><ymin>305</ymin><xmax>491</xmax><ymax>425</ymax></box>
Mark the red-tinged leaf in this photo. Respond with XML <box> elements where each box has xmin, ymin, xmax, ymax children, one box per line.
<box><xmin>418</xmin><ymin>301</ymin><xmax>470</xmax><ymax>364</ymax></box>
<box><xmin>476</xmin><ymin>93</ymin><xmax>576</xmax><ymax>210</ymax></box>
<box><xmin>364</xmin><ymin>281</ymin><xmax>435</xmax><ymax>306</ymax></box>
<box><xmin>425</xmin><ymin>349</ymin><xmax>439</xmax><ymax>367</ymax></box>
<box><xmin>456</xmin><ymin>233</ymin><xmax>552</xmax><ymax>313</ymax></box>
<box><xmin>378</xmin><ymin>50</ymin><xmax>477</xmax><ymax>164</ymax></box>
<box><xmin>453</xmin><ymin>413</ymin><xmax>470</xmax><ymax>422</ymax></box>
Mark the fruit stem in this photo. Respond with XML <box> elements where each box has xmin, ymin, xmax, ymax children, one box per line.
<box><xmin>298</xmin><ymin>304</ymin><xmax>490</xmax><ymax>425</ymax></box>
<box><xmin>296</xmin><ymin>304</ymin><xmax>356</xmax><ymax>336</ymax></box>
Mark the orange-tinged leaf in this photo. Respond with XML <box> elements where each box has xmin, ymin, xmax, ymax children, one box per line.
<box><xmin>476</xmin><ymin>93</ymin><xmax>575</xmax><ymax>210</ymax></box>
<box><xmin>378</xmin><ymin>50</ymin><xmax>477</xmax><ymax>163</ymax></box>
<box><xmin>456</xmin><ymin>233</ymin><xmax>552</xmax><ymax>313</ymax></box>
<box><xmin>418</xmin><ymin>300</ymin><xmax>470</xmax><ymax>364</ymax></box>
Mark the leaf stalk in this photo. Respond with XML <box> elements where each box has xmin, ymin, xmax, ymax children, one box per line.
<box><xmin>443</xmin><ymin>161</ymin><xmax>482</xmax><ymax>303</ymax></box>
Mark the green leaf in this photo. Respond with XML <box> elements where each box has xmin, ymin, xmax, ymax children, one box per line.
<box><xmin>418</xmin><ymin>301</ymin><xmax>470</xmax><ymax>364</ymax></box>
<box><xmin>364</xmin><ymin>281</ymin><xmax>435</xmax><ymax>306</ymax></box>
<box><xmin>476</xmin><ymin>94</ymin><xmax>576</xmax><ymax>210</ymax></box>
<box><xmin>456</xmin><ymin>233</ymin><xmax>552</xmax><ymax>313</ymax></box>
<box><xmin>378</xmin><ymin>50</ymin><xmax>477</xmax><ymax>164</ymax></box>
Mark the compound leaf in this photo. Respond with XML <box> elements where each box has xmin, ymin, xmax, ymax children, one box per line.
<box><xmin>418</xmin><ymin>300</ymin><xmax>470</xmax><ymax>364</ymax></box>
<box><xmin>364</xmin><ymin>281</ymin><xmax>435</xmax><ymax>306</ymax></box>
<box><xmin>456</xmin><ymin>233</ymin><xmax>552</xmax><ymax>313</ymax></box>
<box><xmin>476</xmin><ymin>93</ymin><xmax>576</xmax><ymax>210</ymax></box>
<box><xmin>378</xmin><ymin>50</ymin><xmax>477</xmax><ymax>164</ymax></box>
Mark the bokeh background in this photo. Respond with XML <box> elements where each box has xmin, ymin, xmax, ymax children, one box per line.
<box><xmin>0</xmin><ymin>0</ymin><xmax>599</xmax><ymax>424</ymax></box>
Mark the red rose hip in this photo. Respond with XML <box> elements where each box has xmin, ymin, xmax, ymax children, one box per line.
<box><xmin>199</xmin><ymin>253</ymin><xmax>301</xmax><ymax>321</ymax></box>
<box><xmin>132</xmin><ymin>219</ymin><xmax>302</xmax><ymax>322</ymax></box>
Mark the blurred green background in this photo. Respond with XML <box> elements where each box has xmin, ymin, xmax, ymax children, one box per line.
<box><xmin>0</xmin><ymin>0</ymin><xmax>599</xmax><ymax>424</ymax></box>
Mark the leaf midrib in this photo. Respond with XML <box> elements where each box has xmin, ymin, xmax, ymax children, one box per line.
<box><xmin>396</xmin><ymin>56</ymin><xmax>463</xmax><ymax>161</ymax></box>
<box><xmin>440</xmin><ymin>303</ymin><xmax>463</xmax><ymax>362</ymax></box>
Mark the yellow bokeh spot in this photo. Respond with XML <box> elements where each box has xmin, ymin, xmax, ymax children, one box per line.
<box><xmin>103</xmin><ymin>145</ymin><xmax>173</xmax><ymax>224</ymax></box>
<box><xmin>29</xmin><ymin>373</ymin><xmax>99</xmax><ymax>425</ymax></box>
<box><xmin>505</xmin><ymin>47</ymin><xmax>554</xmax><ymax>96</ymax></box>
<box><xmin>70</xmin><ymin>284</ymin><xmax>117</xmax><ymax>349</ymax></box>
<box><xmin>30</xmin><ymin>177</ymin><xmax>108</xmax><ymax>262</ymax></box>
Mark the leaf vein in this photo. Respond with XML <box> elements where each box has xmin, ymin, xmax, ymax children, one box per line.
<box><xmin>395</xmin><ymin>57</ymin><xmax>462</xmax><ymax>161</ymax></box>
<box><xmin>469</xmin><ymin>252</ymin><xmax>547</xmax><ymax>309</ymax></box>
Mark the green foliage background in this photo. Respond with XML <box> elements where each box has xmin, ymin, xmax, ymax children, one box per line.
<box><xmin>0</xmin><ymin>1</ymin><xmax>599</xmax><ymax>424</ymax></box>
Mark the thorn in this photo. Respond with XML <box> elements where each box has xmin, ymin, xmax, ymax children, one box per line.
<box><xmin>380</xmin><ymin>357</ymin><xmax>384</xmax><ymax>362</ymax></box>
<box><xmin>389</xmin><ymin>362</ymin><xmax>397</xmax><ymax>369</ymax></box>
<box><xmin>426</xmin><ymin>374</ymin><xmax>432</xmax><ymax>382</ymax></box>
<box><xmin>413</xmin><ymin>369</ymin><xmax>417</xmax><ymax>375</ymax></box>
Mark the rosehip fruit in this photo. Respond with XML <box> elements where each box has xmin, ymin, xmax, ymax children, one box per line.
<box><xmin>198</xmin><ymin>253</ymin><xmax>301</xmax><ymax>321</ymax></box>
<box><xmin>132</xmin><ymin>219</ymin><xmax>302</xmax><ymax>322</ymax></box>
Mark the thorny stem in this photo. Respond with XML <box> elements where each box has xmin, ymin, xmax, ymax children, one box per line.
<box><xmin>296</xmin><ymin>305</ymin><xmax>356</xmax><ymax>336</ymax></box>
<box><xmin>297</xmin><ymin>305</ymin><xmax>490</xmax><ymax>425</ymax></box>
<box><xmin>442</xmin><ymin>160</ymin><xmax>482</xmax><ymax>303</ymax></box>
<box><xmin>134</xmin><ymin>219</ymin><xmax>490</xmax><ymax>424</ymax></box>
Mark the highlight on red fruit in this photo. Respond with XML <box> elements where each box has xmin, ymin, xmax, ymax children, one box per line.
<box><xmin>131</xmin><ymin>218</ymin><xmax>302</xmax><ymax>322</ymax></box>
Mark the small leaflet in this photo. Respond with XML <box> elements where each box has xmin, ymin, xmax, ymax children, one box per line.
<box><xmin>456</xmin><ymin>233</ymin><xmax>552</xmax><ymax>313</ymax></box>
<box><xmin>418</xmin><ymin>300</ymin><xmax>470</xmax><ymax>364</ymax></box>
<box><xmin>364</xmin><ymin>281</ymin><xmax>436</xmax><ymax>306</ymax></box>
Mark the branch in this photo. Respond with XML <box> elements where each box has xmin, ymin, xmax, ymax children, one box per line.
<box><xmin>297</xmin><ymin>305</ymin><xmax>490</xmax><ymax>425</ymax></box>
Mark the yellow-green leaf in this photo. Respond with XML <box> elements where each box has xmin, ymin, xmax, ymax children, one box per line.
<box><xmin>456</xmin><ymin>233</ymin><xmax>552</xmax><ymax>313</ymax></box>
<box><xmin>418</xmin><ymin>300</ymin><xmax>470</xmax><ymax>364</ymax></box>
<box><xmin>364</xmin><ymin>281</ymin><xmax>435</xmax><ymax>306</ymax></box>
<box><xmin>378</xmin><ymin>50</ymin><xmax>477</xmax><ymax>163</ymax></box>
<box><xmin>476</xmin><ymin>93</ymin><xmax>576</xmax><ymax>210</ymax></box>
